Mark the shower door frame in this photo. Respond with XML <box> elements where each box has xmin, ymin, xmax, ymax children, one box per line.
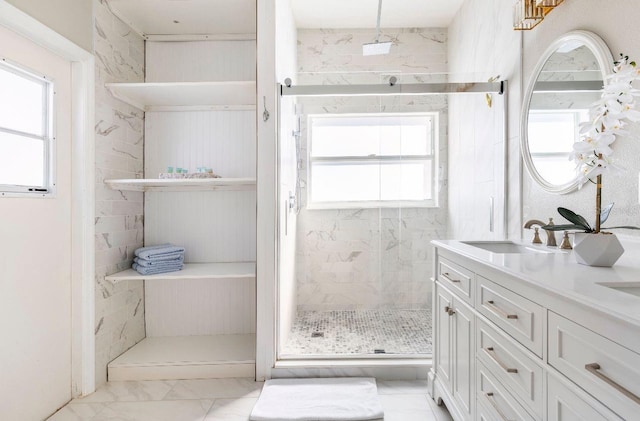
<box><xmin>272</xmin><ymin>80</ymin><xmax>508</xmax><ymax>368</ymax></box>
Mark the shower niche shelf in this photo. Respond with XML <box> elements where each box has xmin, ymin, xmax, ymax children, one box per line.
<box><xmin>105</xmin><ymin>81</ymin><xmax>256</xmax><ymax>111</ymax></box>
<box><xmin>106</xmin><ymin>262</ymin><xmax>256</xmax><ymax>282</ymax></box>
<box><xmin>104</xmin><ymin>177</ymin><xmax>256</xmax><ymax>192</ymax></box>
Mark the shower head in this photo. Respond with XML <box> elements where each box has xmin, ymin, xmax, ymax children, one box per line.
<box><xmin>363</xmin><ymin>0</ymin><xmax>391</xmax><ymax>56</ymax></box>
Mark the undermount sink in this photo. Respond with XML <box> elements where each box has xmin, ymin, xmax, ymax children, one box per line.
<box><xmin>596</xmin><ymin>282</ymin><xmax>640</xmax><ymax>298</ymax></box>
<box><xmin>462</xmin><ymin>241</ymin><xmax>555</xmax><ymax>254</ymax></box>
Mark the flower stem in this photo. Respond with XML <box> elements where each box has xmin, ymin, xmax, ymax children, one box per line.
<box><xmin>595</xmin><ymin>174</ymin><xmax>602</xmax><ymax>233</ymax></box>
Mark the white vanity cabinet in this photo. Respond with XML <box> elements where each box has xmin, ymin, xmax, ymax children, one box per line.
<box><xmin>435</xmin><ymin>256</ymin><xmax>477</xmax><ymax>420</ymax></box>
<box><xmin>435</xmin><ymin>282</ymin><xmax>475</xmax><ymax>421</ymax></box>
<box><xmin>429</xmin><ymin>242</ymin><xmax>640</xmax><ymax>421</ymax></box>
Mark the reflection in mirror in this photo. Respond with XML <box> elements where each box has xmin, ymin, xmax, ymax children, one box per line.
<box><xmin>522</xmin><ymin>31</ymin><xmax>613</xmax><ymax>194</ymax></box>
<box><xmin>529</xmin><ymin>45</ymin><xmax>602</xmax><ymax>186</ymax></box>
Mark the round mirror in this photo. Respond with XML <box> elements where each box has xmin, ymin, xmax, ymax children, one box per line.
<box><xmin>521</xmin><ymin>31</ymin><xmax>613</xmax><ymax>194</ymax></box>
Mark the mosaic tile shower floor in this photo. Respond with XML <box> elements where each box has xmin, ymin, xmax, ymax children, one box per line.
<box><xmin>281</xmin><ymin>309</ymin><xmax>432</xmax><ymax>356</ymax></box>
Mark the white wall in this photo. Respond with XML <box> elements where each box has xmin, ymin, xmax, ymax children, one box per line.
<box><xmin>6</xmin><ymin>0</ymin><xmax>93</xmax><ymax>51</ymax></box>
<box><xmin>447</xmin><ymin>0</ymin><xmax>521</xmax><ymax>240</ymax></box>
<box><xmin>449</xmin><ymin>0</ymin><xmax>640</xmax><ymax>241</ymax></box>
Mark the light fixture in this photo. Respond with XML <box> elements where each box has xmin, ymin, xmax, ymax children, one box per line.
<box><xmin>363</xmin><ymin>0</ymin><xmax>392</xmax><ymax>56</ymax></box>
<box><xmin>514</xmin><ymin>0</ymin><xmax>564</xmax><ymax>31</ymax></box>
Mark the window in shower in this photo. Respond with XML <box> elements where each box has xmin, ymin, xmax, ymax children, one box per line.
<box><xmin>307</xmin><ymin>113</ymin><xmax>438</xmax><ymax>208</ymax></box>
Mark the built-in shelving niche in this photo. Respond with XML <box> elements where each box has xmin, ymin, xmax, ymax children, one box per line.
<box><xmin>104</xmin><ymin>7</ymin><xmax>258</xmax><ymax>381</ymax></box>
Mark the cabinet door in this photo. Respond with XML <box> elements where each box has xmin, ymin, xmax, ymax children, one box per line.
<box><xmin>453</xmin><ymin>297</ymin><xmax>475</xmax><ymax>420</ymax></box>
<box><xmin>435</xmin><ymin>284</ymin><xmax>453</xmax><ymax>393</ymax></box>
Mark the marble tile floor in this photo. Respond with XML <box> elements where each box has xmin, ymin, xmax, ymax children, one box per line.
<box><xmin>282</xmin><ymin>309</ymin><xmax>432</xmax><ymax>356</ymax></box>
<box><xmin>48</xmin><ymin>379</ymin><xmax>452</xmax><ymax>421</ymax></box>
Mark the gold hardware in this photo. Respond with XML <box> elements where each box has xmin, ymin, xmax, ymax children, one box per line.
<box><xmin>442</xmin><ymin>272</ymin><xmax>461</xmax><ymax>283</ymax></box>
<box><xmin>513</xmin><ymin>0</ymin><xmax>544</xmax><ymax>30</ymax></box>
<box><xmin>585</xmin><ymin>363</ymin><xmax>640</xmax><ymax>404</ymax></box>
<box><xmin>448</xmin><ymin>308</ymin><xmax>455</xmax><ymax>316</ymax></box>
<box><xmin>514</xmin><ymin>0</ymin><xmax>563</xmax><ymax>30</ymax></box>
<box><xmin>546</xmin><ymin>218</ymin><xmax>557</xmax><ymax>247</ymax></box>
<box><xmin>524</xmin><ymin>219</ymin><xmax>556</xmax><ymax>246</ymax></box>
<box><xmin>485</xmin><ymin>392</ymin><xmax>514</xmax><ymax>421</ymax></box>
<box><xmin>560</xmin><ymin>230</ymin><xmax>573</xmax><ymax>250</ymax></box>
<box><xmin>486</xmin><ymin>300</ymin><xmax>518</xmax><ymax>319</ymax></box>
<box><xmin>485</xmin><ymin>347</ymin><xmax>518</xmax><ymax>373</ymax></box>
<box><xmin>532</xmin><ymin>227</ymin><xmax>543</xmax><ymax>244</ymax></box>
<box><xmin>485</xmin><ymin>76</ymin><xmax>500</xmax><ymax>108</ymax></box>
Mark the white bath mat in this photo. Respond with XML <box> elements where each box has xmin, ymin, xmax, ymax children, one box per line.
<box><xmin>250</xmin><ymin>377</ymin><xmax>384</xmax><ymax>421</ymax></box>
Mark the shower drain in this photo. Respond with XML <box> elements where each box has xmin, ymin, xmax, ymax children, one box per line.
<box><xmin>311</xmin><ymin>332</ymin><xmax>324</xmax><ymax>338</ymax></box>
<box><xmin>374</xmin><ymin>349</ymin><xmax>386</xmax><ymax>354</ymax></box>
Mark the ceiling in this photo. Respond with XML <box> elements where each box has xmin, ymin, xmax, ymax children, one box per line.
<box><xmin>108</xmin><ymin>0</ymin><xmax>256</xmax><ymax>36</ymax></box>
<box><xmin>291</xmin><ymin>0</ymin><xmax>465</xmax><ymax>29</ymax></box>
<box><xmin>106</xmin><ymin>0</ymin><xmax>464</xmax><ymax>36</ymax></box>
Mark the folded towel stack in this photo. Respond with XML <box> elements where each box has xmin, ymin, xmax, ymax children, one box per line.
<box><xmin>132</xmin><ymin>243</ymin><xmax>185</xmax><ymax>275</ymax></box>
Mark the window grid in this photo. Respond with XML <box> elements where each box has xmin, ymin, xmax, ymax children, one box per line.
<box><xmin>0</xmin><ymin>58</ymin><xmax>53</xmax><ymax>195</ymax></box>
<box><xmin>307</xmin><ymin>113</ymin><xmax>438</xmax><ymax>209</ymax></box>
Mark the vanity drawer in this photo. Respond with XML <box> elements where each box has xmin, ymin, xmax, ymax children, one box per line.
<box><xmin>476</xmin><ymin>360</ymin><xmax>536</xmax><ymax>421</ymax></box>
<box><xmin>438</xmin><ymin>257</ymin><xmax>474</xmax><ymax>304</ymax></box>
<box><xmin>547</xmin><ymin>375</ymin><xmax>621</xmax><ymax>421</ymax></box>
<box><xmin>477</xmin><ymin>319</ymin><xmax>543</xmax><ymax>418</ymax></box>
<box><xmin>476</xmin><ymin>276</ymin><xmax>544</xmax><ymax>357</ymax></box>
<box><xmin>548</xmin><ymin>312</ymin><xmax>640</xmax><ymax>420</ymax></box>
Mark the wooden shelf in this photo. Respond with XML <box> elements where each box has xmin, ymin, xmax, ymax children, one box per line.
<box><xmin>104</xmin><ymin>177</ymin><xmax>256</xmax><ymax>192</ymax></box>
<box><xmin>108</xmin><ymin>334</ymin><xmax>256</xmax><ymax>381</ymax></box>
<box><xmin>105</xmin><ymin>81</ymin><xmax>256</xmax><ymax>111</ymax></box>
<box><xmin>106</xmin><ymin>262</ymin><xmax>256</xmax><ymax>282</ymax></box>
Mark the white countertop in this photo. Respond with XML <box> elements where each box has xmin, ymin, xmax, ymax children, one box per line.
<box><xmin>432</xmin><ymin>237</ymin><xmax>640</xmax><ymax>327</ymax></box>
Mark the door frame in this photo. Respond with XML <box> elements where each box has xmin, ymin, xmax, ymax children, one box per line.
<box><xmin>0</xmin><ymin>1</ymin><xmax>96</xmax><ymax>396</ymax></box>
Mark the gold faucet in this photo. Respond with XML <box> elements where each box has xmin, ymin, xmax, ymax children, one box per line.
<box><xmin>523</xmin><ymin>218</ymin><xmax>557</xmax><ymax>247</ymax></box>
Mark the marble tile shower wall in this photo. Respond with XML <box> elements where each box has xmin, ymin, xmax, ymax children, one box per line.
<box><xmin>447</xmin><ymin>0</ymin><xmax>521</xmax><ymax>240</ymax></box>
<box><xmin>295</xmin><ymin>29</ymin><xmax>448</xmax><ymax>311</ymax></box>
<box><xmin>93</xmin><ymin>0</ymin><xmax>145</xmax><ymax>386</ymax></box>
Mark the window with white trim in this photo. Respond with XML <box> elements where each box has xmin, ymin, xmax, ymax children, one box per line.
<box><xmin>308</xmin><ymin>113</ymin><xmax>438</xmax><ymax>208</ymax></box>
<box><xmin>0</xmin><ymin>59</ymin><xmax>53</xmax><ymax>195</ymax></box>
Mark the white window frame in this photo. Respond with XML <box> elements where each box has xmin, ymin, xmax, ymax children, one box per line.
<box><xmin>0</xmin><ymin>58</ymin><xmax>55</xmax><ymax>197</ymax></box>
<box><xmin>306</xmin><ymin>112</ymin><xmax>439</xmax><ymax>209</ymax></box>
<box><xmin>528</xmin><ymin>108</ymin><xmax>586</xmax><ymax>162</ymax></box>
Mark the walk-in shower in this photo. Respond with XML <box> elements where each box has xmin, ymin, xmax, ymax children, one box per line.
<box><xmin>276</xmin><ymin>74</ymin><xmax>505</xmax><ymax>361</ymax></box>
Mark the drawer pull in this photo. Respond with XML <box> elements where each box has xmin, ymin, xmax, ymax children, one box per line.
<box><xmin>585</xmin><ymin>363</ymin><xmax>640</xmax><ymax>404</ymax></box>
<box><xmin>485</xmin><ymin>347</ymin><xmax>518</xmax><ymax>374</ymax></box>
<box><xmin>486</xmin><ymin>300</ymin><xmax>518</xmax><ymax>319</ymax></box>
<box><xmin>441</xmin><ymin>272</ymin><xmax>461</xmax><ymax>283</ymax></box>
<box><xmin>444</xmin><ymin>306</ymin><xmax>455</xmax><ymax>316</ymax></box>
<box><xmin>485</xmin><ymin>392</ymin><xmax>514</xmax><ymax>421</ymax></box>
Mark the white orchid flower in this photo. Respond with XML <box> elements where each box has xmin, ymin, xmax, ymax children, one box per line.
<box><xmin>574</xmin><ymin>53</ymin><xmax>640</xmax><ymax>187</ymax></box>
